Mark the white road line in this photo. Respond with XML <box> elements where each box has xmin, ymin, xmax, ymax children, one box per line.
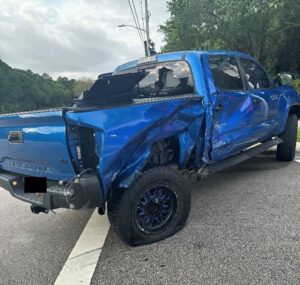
<box><xmin>295</xmin><ymin>159</ymin><xmax>300</xmax><ymax>163</ymax></box>
<box><xmin>54</xmin><ymin>209</ymin><xmax>110</xmax><ymax>285</ymax></box>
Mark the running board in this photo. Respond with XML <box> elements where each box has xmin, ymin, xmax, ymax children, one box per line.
<box><xmin>199</xmin><ymin>137</ymin><xmax>283</xmax><ymax>178</ymax></box>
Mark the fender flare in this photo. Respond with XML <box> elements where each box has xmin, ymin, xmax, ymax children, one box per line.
<box><xmin>289</xmin><ymin>104</ymin><xmax>300</xmax><ymax>118</ymax></box>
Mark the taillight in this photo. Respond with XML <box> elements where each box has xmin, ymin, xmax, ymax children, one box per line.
<box><xmin>67</xmin><ymin>125</ymin><xmax>99</xmax><ymax>172</ymax></box>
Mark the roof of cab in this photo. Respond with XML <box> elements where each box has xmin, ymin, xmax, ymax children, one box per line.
<box><xmin>115</xmin><ymin>50</ymin><xmax>251</xmax><ymax>73</ymax></box>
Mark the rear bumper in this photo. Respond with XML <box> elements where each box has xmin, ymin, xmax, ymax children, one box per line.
<box><xmin>0</xmin><ymin>171</ymin><xmax>104</xmax><ymax>210</ymax></box>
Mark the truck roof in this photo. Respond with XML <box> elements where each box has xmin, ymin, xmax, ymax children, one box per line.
<box><xmin>115</xmin><ymin>50</ymin><xmax>251</xmax><ymax>73</ymax></box>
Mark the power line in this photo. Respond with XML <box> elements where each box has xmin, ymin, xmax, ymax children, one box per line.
<box><xmin>127</xmin><ymin>0</ymin><xmax>144</xmax><ymax>44</ymax></box>
<box><xmin>131</xmin><ymin>0</ymin><xmax>144</xmax><ymax>42</ymax></box>
<box><xmin>145</xmin><ymin>0</ymin><xmax>150</xmax><ymax>56</ymax></box>
<box><xmin>132</xmin><ymin>0</ymin><xmax>145</xmax><ymax>41</ymax></box>
<box><xmin>140</xmin><ymin>0</ymin><xmax>145</xmax><ymax>33</ymax></box>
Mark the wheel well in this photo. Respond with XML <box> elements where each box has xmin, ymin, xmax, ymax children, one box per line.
<box><xmin>108</xmin><ymin>137</ymin><xmax>181</xmax><ymax>213</ymax></box>
<box><xmin>289</xmin><ymin>105</ymin><xmax>300</xmax><ymax>118</ymax></box>
<box><xmin>143</xmin><ymin>137</ymin><xmax>180</xmax><ymax>170</ymax></box>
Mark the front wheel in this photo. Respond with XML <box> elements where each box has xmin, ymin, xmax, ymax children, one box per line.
<box><xmin>108</xmin><ymin>167</ymin><xmax>191</xmax><ymax>246</ymax></box>
<box><xmin>276</xmin><ymin>114</ymin><xmax>298</xmax><ymax>161</ymax></box>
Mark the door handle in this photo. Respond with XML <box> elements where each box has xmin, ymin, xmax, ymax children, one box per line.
<box><xmin>8</xmin><ymin>131</ymin><xmax>23</xmax><ymax>144</ymax></box>
<box><xmin>253</xmin><ymin>98</ymin><xmax>261</xmax><ymax>105</ymax></box>
<box><xmin>215</xmin><ymin>104</ymin><xmax>224</xmax><ymax>112</ymax></box>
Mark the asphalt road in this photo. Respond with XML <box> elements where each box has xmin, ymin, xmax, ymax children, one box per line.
<box><xmin>0</xmin><ymin>152</ymin><xmax>299</xmax><ymax>285</ymax></box>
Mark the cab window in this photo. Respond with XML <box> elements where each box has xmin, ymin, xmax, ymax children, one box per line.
<box><xmin>116</xmin><ymin>61</ymin><xmax>194</xmax><ymax>98</ymax></box>
<box><xmin>239</xmin><ymin>58</ymin><xmax>270</xmax><ymax>89</ymax></box>
<box><xmin>208</xmin><ymin>56</ymin><xmax>244</xmax><ymax>91</ymax></box>
<box><xmin>136</xmin><ymin>61</ymin><xmax>194</xmax><ymax>97</ymax></box>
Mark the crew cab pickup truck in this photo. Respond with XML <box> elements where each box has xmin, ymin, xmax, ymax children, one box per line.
<box><xmin>0</xmin><ymin>51</ymin><xmax>299</xmax><ymax>246</ymax></box>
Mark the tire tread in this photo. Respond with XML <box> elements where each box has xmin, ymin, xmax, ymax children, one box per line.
<box><xmin>108</xmin><ymin>167</ymin><xmax>191</xmax><ymax>246</ymax></box>
<box><xmin>276</xmin><ymin>114</ymin><xmax>298</xmax><ymax>161</ymax></box>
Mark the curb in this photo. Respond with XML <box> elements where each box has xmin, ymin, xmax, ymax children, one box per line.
<box><xmin>297</xmin><ymin>142</ymin><xmax>300</xmax><ymax>152</ymax></box>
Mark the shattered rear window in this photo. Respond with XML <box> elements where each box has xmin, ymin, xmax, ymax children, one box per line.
<box><xmin>117</xmin><ymin>61</ymin><xmax>195</xmax><ymax>98</ymax></box>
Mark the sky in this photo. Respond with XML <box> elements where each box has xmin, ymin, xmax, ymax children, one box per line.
<box><xmin>0</xmin><ymin>0</ymin><xmax>169</xmax><ymax>79</ymax></box>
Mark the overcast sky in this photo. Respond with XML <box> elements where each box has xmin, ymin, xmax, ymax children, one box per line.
<box><xmin>0</xmin><ymin>0</ymin><xmax>169</xmax><ymax>79</ymax></box>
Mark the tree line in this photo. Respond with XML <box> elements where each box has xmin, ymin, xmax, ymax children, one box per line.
<box><xmin>0</xmin><ymin>59</ymin><xmax>94</xmax><ymax>114</ymax></box>
<box><xmin>160</xmin><ymin>0</ymin><xmax>300</xmax><ymax>76</ymax></box>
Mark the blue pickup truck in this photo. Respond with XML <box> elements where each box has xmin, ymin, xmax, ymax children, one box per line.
<box><xmin>0</xmin><ymin>51</ymin><xmax>299</xmax><ymax>245</ymax></box>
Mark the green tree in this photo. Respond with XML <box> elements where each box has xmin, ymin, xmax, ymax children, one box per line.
<box><xmin>160</xmin><ymin>0</ymin><xmax>300</xmax><ymax>74</ymax></box>
<box><xmin>0</xmin><ymin>59</ymin><xmax>77</xmax><ymax>114</ymax></box>
<box><xmin>73</xmin><ymin>77</ymin><xmax>95</xmax><ymax>97</ymax></box>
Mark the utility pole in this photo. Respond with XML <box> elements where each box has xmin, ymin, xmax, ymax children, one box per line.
<box><xmin>144</xmin><ymin>0</ymin><xmax>150</xmax><ymax>56</ymax></box>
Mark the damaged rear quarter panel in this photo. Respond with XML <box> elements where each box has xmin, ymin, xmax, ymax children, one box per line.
<box><xmin>66</xmin><ymin>96</ymin><xmax>204</xmax><ymax>197</ymax></box>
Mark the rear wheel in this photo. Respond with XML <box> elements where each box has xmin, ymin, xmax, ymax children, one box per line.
<box><xmin>108</xmin><ymin>167</ymin><xmax>191</xmax><ymax>246</ymax></box>
<box><xmin>276</xmin><ymin>114</ymin><xmax>298</xmax><ymax>161</ymax></box>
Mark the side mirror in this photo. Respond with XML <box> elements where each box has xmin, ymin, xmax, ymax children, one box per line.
<box><xmin>274</xmin><ymin>72</ymin><xmax>295</xmax><ymax>86</ymax></box>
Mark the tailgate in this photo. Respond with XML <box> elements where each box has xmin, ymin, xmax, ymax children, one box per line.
<box><xmin>0</xmin><ymin>109</ymin><xmax>76</xmax><ymax>181</ymax></box>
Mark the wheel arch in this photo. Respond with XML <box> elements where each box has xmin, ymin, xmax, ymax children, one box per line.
<box><xmin>142</xmin><ymin>136</ymin><xmax>180</xmax><ymax>170</ymax></box>
<box><xmin>289</xmin><ymin>104</ymin><xmax>300</xmax><ymax>119</ymax></box>
<box><xmin>109</xmin><ymin>111</ymin><xmax>205</xmax><ymax>194</ymax></box>
<box><xmin>113</xmin><ymin>130</ymin><xmax>201</xmax><ymax>191</ymax></box>
<box><xmin>108</xmin><ymin>134</ymin><xmax>187</xmax><ymax>218</ymax></box>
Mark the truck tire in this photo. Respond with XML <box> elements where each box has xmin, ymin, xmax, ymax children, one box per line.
<box><xmin>276</xmin><ymin>114</ymin><xmax>298</xmax><ymax>161</ymax></box>
<box><xmin>108</xmin><ymin>167</ymin><xmax>191</xmax><ymax>246</ymax></box>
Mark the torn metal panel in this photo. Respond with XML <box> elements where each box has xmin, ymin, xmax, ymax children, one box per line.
<box><xmin>66</xmin><ymin>96</ymin><xmax>204</xmax><ymax>196</ymax></box>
